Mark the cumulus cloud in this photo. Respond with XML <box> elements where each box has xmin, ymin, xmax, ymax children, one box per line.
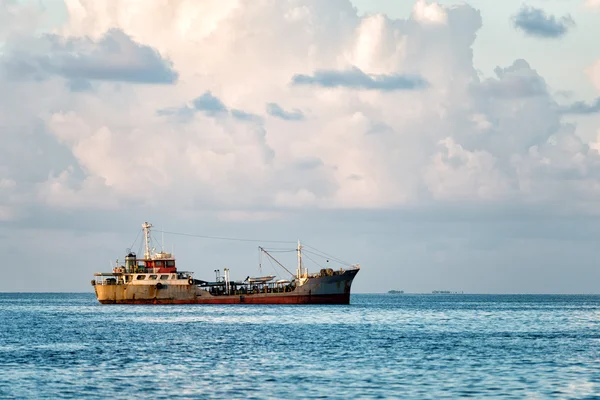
<box><xmin>231</xmin><ymin>109</ymin><xmax>264</xmax><ymax>123</ymax></box>
<box><xmin>1</xmin><ymin>0</ymin><xmax>600</xmax><ymax>221</ymax></box>
<box><xmin>587</xmin><ymin>60</ymin><xmax>600</xmax><ymax>92</ymax></box>
<box><xmin>585</xmin><ymin>0</ymin><xmax>600</xmax><ymax>8</ymax></box>
<box><xmin>158</xmin><ymin>91</ymin><xmax>227</xmax><ymax>118</ymax></box>
<box><xmin>266</xmin><ymin>103</ymin><xmax>305</xmax><ymax>121</ymax></box>
<box><xmin>512</xmin><ymin>6</ymin><xmax>575</xmax><ymax>38</ymax></box>
<box><xmin>291</xmin><ymin>67</ymin><xmax>429</xmax><ymax>91</ymax></box>
<box><xmin>192</xmin><ymin>92</ymin><xmax>228</xmax><ymax>115</ymax></box>
<box><xmin>412</xmin><ymin>0</ymin><xmax>448</xmax><ymax>24</ymax></box>
<box><xmin>0</xmin><ymin>0</ymin><xmax>41</xmax><ymax>41</ymax></box>
<box><xmin>561</xmin><ymin>98</ymin><xmax>600</xmax><ymax>115</ymax></box>
<box><xmin>424</xmin><ymin>137</ymin><xmax>510</xmax><ymax>202</ymax></box>
<box><xmin>158</xmin><ymin>92</ymin><xmax>265</xmax><ymax>123</ymax></box>
<box><xmin>67</xmin><ymin>78</ymin><xmax>93</xmax><ymax>92</ymax></box>
<box><xmin>478</xmin><ymin>59</ymin><xmax>548</xmax><ymax>98</ymax></box>
<box><xmin>0</xmin><ymin>28</ymin><xmax>178</xmax><ymax>84</ymax></box>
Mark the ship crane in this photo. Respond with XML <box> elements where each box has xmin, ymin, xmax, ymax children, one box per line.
<box><xmin>258</xmin><ymin>246</ymin><xmax>296</xmax><ymax>279</ymax></box>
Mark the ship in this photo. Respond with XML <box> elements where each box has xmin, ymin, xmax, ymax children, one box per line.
<box><xmin>91</xmin><ymin>222</ymin><xmax>360</xmax><ymax>304</ymax></box>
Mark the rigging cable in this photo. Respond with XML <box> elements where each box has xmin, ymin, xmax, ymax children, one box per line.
<box><xmin>302</xmin><ymin>251</ymin><xmax>324</xmax><ymax>270</ymax></box>
<box><xmin>259</xmin><ymin>248</ymin><xmax>296</xmax><ymax>253</ymax></box>
<box><xmin>137</xmin><ymin>240</ymin><xmax>143</xmax><ymax>259</ymax></box>
<box><xmin>265</xmin><ymin>255</ymin><xmax>279</xmax><ymax>278</ymax></box>
<box><xmin>156</xmin><ymin>229</ymin><xmax>296</xmax><ymax>244</ymax></box>
<box><xmin>258</xmin><ymin>248</ymin><xmax>262</xmax><ymax>273</ymax></box>
<box><xmin>302</xmin><ymin>247</ymin><xmax>352</xmax><ymax>267</ymax></box>
<box><xmin>259</xmin><ymin>247</ymin><xmax>296</xmax><ymax>278</ymax></box>
<box><xmin>128</xmin><ymin>229</ymin><xmax>142</xmax><ymax>253</ymax></box>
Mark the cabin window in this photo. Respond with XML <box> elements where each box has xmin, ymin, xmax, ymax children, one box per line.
<box><xmin>160</xmin><ymin>275</ymin><xmax>169</xmax><ymax>280</ymax></box>
<box><xmin>136</xmin><ymin>275</ymin><xmax>145</xmax><ymax>280</ymax></box>
<box><xmin>167</xmin><ymin>261</ymin><xmax>175</xmax><ymax>267</ymax></box>
<box><xmin>155</xmin><ymin>261</ymin><xmax>163</xmax><ymax>267</ymax></box>
<box><xmin>149</xmin><ymin>275</ymin><xmax>157</xmax><ymax>280</ymax></box>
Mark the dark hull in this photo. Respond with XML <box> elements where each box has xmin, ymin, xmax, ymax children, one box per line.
<box><xmin>98</xmin><ymin>293</ymin><xmax>350</xmax><ymax>305</ymax></box>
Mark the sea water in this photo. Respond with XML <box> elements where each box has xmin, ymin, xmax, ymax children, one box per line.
<box><xmin>1</xmin><ymin>293</ymin><xmax>599</xmax><ymax>399</ymax></box>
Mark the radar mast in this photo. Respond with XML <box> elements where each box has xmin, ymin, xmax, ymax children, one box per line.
<box><xmin>143</xmin><ymin>222</ymin><xmax>153</xmax><ymax>259</ymax></box>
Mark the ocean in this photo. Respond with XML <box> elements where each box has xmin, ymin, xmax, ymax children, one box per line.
<box><xmin>1</xmin><ymin>293</ymin><xmax>599</xmax><ymax>399</ymax></box>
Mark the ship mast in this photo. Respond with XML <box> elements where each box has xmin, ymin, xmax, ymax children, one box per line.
<box><xmin>143</xmin><ymin>222</ymin><xmax>153</xmax><ymax>259</ymax></box>
<box><xmin>297</xmin><ymin>239</ymin><xmax>303</xmax><ymax>279</ymax></box>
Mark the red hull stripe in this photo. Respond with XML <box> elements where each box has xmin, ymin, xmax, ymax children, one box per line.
<box><xmin>99</xmin><ymin>293</ymin><xmax>350</xmax><ymax>305</ymax></box>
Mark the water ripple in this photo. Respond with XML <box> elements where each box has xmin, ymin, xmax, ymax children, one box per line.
<box><xmin>1</xmin><ymin>294</ymin><xmax>600</xmax><ymax>398</ymax></box>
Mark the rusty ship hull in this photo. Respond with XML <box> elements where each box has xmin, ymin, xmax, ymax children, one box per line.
<box><xmin>92</xmin><ymin>221</ymin><xmax>361</xmax><ymax>305</ymax></box>
<box><xmin>94</xmin><ymin>268</ymin><xmax>359</xmax><ymax>305</ymax></box>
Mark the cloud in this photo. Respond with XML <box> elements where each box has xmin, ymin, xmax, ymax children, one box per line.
<box><xmin>294</xmin><ymin>157</ymin><xmax>324</xmax><ymax>170</ymax></box>
<box><xmin>512</xmin><ymin>6</ymin><xmax>575</xmax><ymax>38</ymax></box>
<box><xmin>266</xmin><ymin>103</ymin><xmax>305</xmax><ymax>121</ymax></box>
<box><xmin>157</xmin><ymin>91</ymin><xmax>228</xmax><ymax>118</ymax></box>
<box><xmin>2</xmin><ymin>0</ymin><xmax>600</xmax><ymax>219</ymax></box>
<box><xmin>67</xmin><ymin>78</ymin><xmax>93</xmax><ymax>92</ymax></box>
<box><xmin>412</xmin><ymin>0</ymin><xmax>448</xmax><ymax>24</ymax></box>
<box><xmin>1</xmin><ymin>29</ymin><xmax>178</xmax><ymax>84</ymax></box>
<box><xmin>478</xmin><ymin>59</ymin><xmax>548</xmax><ymax>98</ymax></box>
<box><xmin>585</xmin><ymin>0</ymin><xmax>600</xmax><ymax>8</ymax></box>
<box><xmin>424</xmin><ymin>137</ymin><xmax>510</xmax><ymax>202</ymax></box>
<box><xmin>158</xmin><ymin>92</ymin><xmax>266</xmax><ymax>123</ymax></box>
<box><xmin>291</xmin><ymin>66</ymin><xmax>429</xmax><ymax>91</ymax></box>
<box><xmin>560</xmin><ymin>98</ymin><xmax>600</xmax><ymax>115</ymax></box>
<box><xmin>231</xmin><ymin>109</ymin><xmax>264</xmax><ymax>123</ymax></box>
<box><xmin>587</xmin><ymin>60</ymin><xmax>600</xmax><ymax>92</ymax></box>
<box><xmin>0</xmin><ymin>0</ymin><xmax>41</xmax><ymax>41</ymax></box>
<box><xmin>192</xmin><ymin>92</ymin><xmax>228</xmax><ymax>115</ymax></box>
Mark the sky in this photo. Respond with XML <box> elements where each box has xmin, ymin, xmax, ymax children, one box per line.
<box><xmin>1</xmin><ymin>0</ymin><xmax>600</xmax><ymax>294</ymax></box>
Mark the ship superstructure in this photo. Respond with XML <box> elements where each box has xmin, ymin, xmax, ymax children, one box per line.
<box><xmin>92</xmin><ymin>222</ymin><xmax>360</xmax><ymax>304</ymax></box>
